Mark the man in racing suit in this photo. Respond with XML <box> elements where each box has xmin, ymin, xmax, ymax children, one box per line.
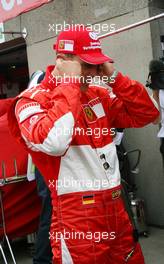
<box><xmin>8</xmin><ymin>26</ymin><xmax>159</xmax><ymax>264</ymax></box>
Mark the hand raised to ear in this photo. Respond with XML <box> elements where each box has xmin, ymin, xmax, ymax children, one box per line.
<box><xmin>56</xmin><ymin>58</ymin><xmax>81</xmax><ymax>78</ymax></box>
<box><xmin>98</xmin><ymin>62</ymin><xmax>115</xmax><ymax>78</ymax></box>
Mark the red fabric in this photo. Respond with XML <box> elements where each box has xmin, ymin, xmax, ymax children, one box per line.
<box><xmin>14</xmin><ymin>68</ymin><xmax>159</xmax><ymax>155</ymax></box>
<box><xmin>0</xmin><ymin>181</ymin><xmax>41</xmax><ymax>239</ymax></box>
<box><xmin>0</xmin><ymin>113</ymin><xmax>28</xmax><ymax>178</ymax></box>
<box><xmin>51</xmin><ymin>187</ymin><xmax>145</xmax><ymax>264</ymax></box>
<box><xmin>0</xmin><ymin>0</ymin><xmax>52</xmax><ymax>23</ymax></box>
<box><xmin>0</xmin><ymin>98</ymin><xmax>13</xmax><ymax>117</ymax></box>
<box><xmin>54</xmin><ymin>26</ymin><xmax>113</xmax><ymax>64</ymax></box>
<box><xmin>0</xmin><ymin>100</ymin><xmax>41</xmax><ymax>239</ymax></box>
<box><xmin>8</xmin><ymin>67</ymin><xmax>159</xmax><ymax>262</ymax></box>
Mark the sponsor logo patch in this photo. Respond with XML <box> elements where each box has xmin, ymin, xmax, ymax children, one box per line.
<box><xmin>83</xmin><ymin>106</ymin><xmax>96</xmax><ymax>122</ymax></box>
<box><xmin>59</xmin><ymin>40</ymin><xmax>65</xmax><ymax>49</ymax></box>
<box><xmin>58</xmin><ymin>40</ymin><xmax>74</xmax><ymax>51</ymax></box>
<box><xmin>18</xmin><ymin>104</ymin><xmax>43</xmax><ymax>123</ymax></box>
<box><xmin>88</xmin><ymin>98</ymin><xmax>105</xmax><ymax>118</ymax></box>
<box><xmin>83</xmin><ymin>44</ymin><xmax>101</xmax><ymax>50</ymax></box>
<box><xmin>89</xmin><ymin>32</ymin><xmax>98</xmax><ymax>40</ymax></box>
<box><xmin>18</xmin><ymin>102</ymin><xmax>40</xmax><ymax>113</ymax></box>
<box><xmin>112</xmin><ymin>190</ymin><xmax>121</xmax><ymax>200</ymax></box>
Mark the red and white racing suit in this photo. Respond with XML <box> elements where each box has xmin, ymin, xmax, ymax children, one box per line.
<box><xmin>8</xmin><ymin>66</ymin><xmax>159</xmax><ymax>264</ymax></box>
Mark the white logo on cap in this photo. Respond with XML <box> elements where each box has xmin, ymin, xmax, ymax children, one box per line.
<box><xmin>89</xmin><ymin>32</ymin><xmax>98</xmax><ymax>40</ymax></box>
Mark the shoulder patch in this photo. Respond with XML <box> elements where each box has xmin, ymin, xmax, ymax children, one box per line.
<box><xmin>16</xmin><ymin>101</ymin><xmax>44</xmax><ymax>123</ymax></box>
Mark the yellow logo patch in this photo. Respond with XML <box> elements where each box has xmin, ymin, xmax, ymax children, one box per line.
<box><xmin>84</xmin><ymin>106</ymin><xmax>94</xmax><ymax>121</ymax></box>
<box><xmin>112</xmin><ymin>190</ymin><xmax>121</xmax><ymax>200</ymax></box>
<box><xmin>59</xmin><ymin>40</ymin><xmax>65</xmax><ymax>49</ymax></box>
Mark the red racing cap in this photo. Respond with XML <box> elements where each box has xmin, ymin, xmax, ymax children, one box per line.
<box><xmin>53</xmin><ymin>25</ymin><xmax>113</xmax><ymax>65</ymax></box>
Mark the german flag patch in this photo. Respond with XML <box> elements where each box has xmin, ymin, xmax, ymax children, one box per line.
<box><xmin>82</xmin><ymin>195</ymin><xmax>95</xmax><ymax>205</ymax></box>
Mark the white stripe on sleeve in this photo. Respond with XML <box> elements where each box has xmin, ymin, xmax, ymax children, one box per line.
<box><xmin>23</xmin><ymin>112</ymin><xmax>75</xmax><ymax>156</ymax></box>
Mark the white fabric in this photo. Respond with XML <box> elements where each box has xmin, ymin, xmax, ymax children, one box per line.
<box><xmin>61</xmin><ymin>235</ymin><xmax>74</xmax><ymax>264</ymax></box>
<box><xmin>150</xmin><ymin>94</ymin><xmax>159</xmax><ymax>110</ymax></box>
<box><xmin>158</xmin><ymin>90</ymin><xmax>164</xmax><ymax>138</ymax></box>
<box><xmin>28</xmin><ymin>71</ymin><xmax>44</xmax><ymax>90</ymax></box>
<box><xmin>57</xmin><ymin>142</ymin><xmax>120</xmax><ymax>195</ymax></box>
<box><xmin>159</xmin><ymin>90</ymin><xmax>164</xmax><ymax>108</ymax></box>
<box><xmin>25</xmin><ymin>112</ymin><xmax>75</xmax><ymax>156</ymax></box>
<box><xmin>91</xmin><ymin>103</ymin><xmax>105</xmax><ymax>118</ymax></box>
<box><xmin>27</xmin><ymin>154</ymin><xmax>35</xmax><ymax>181</ymax></box>
<box><xmin>18</xmin><ymin>105</ymin><xmax>44</xmax><ymax>122</ymax></box>
<box><xmin>113</xmin><ymin>132</ymin><xmax>124</xmax><ymax>146</ymax></box>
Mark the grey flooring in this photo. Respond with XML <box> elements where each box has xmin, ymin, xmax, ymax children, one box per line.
<box><xmin>140</xmin><ymin>227</ymin><xmax>164</xmax><ymax>264</ymax></box>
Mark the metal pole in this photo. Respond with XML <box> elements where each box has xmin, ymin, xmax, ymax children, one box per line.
<box><xmin>0</xmin><ymin>244</ymin><xmax>8</xmax><ymax>264</ymax></box>
<box><xmin>99</xmin><ymin>13</ymin><xmax>164</xmax><ymax>40</ymax></box>
<box><xmin>0</xmin><ymin>191</ymin><xmax>17</xmax><ymax>264</ymax></box>
<box><xmin>1</xmin><ymin>28</ymin><xmax>28</xmax><ymax>39</ymax></box>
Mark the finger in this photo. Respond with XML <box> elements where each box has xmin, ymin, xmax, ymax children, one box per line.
<box><xmin>56</xmin><ymin>58</ymin><xmax>63</xmax><ymax>65</ymax></box>
<box><xmin>56</xmin><ymin>54</ymin><xmax>65</xmax><ymax>60</ymax></box>
<box><xmin>56</xmin><ymin>58</ymin><xmax>63</xmax><ymax>71</ymax></box>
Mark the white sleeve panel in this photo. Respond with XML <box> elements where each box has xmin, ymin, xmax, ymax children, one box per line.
<box><xmin>18</xmin><ymin>105</ymin><xmax>44</xmax><ymax>122</ymax></box>
<box><xmin>23</xmin><ymin>112</ymin><xmax>75</xmax><ymax>156</ymax></box>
